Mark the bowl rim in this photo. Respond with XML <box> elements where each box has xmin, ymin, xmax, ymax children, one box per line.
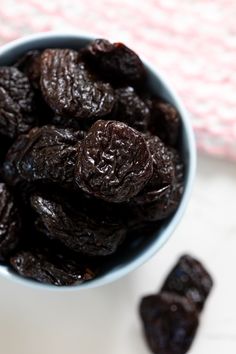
<box><xmin>0</xmin><ymin>31</ymin><xmax>197</xmax><ymax>291</ymax></box>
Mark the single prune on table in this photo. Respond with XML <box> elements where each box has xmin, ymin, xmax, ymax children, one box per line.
<box><xmin>161</xmin><ymin>255</ymin><xmax>214</xmax><ymax>312</ymax></box>
<box><xmin>40</xmin><ymin>49</ymin><xmax>115</xmax><ymax>119</ymax></box>
<box><xmin>148</xmin><ymin>100</ymin><xmax>180</xmax><ymax>146</ymax></box>
<box><xmin>140</xmin><ymin>292</ymin><xmax>199</xmax><ymax>354</ymax></box>
<box><xmin>10</xmin><ymin>247</ymin><xmax>96</xmax><ymax>286</ymax></box>
<box><xmin>113</xmin><ymin>86</ymin><xmax>150</xmax><ymax>132</ymax></box>
<box><xmin>0</xmin><ymin>67</ymin><xmax>36</xmax><ymax>138</ymax></box>
<box><xmin>15</xmin><ymin>50</ymin><xmax>42</xmax><ymax>90</ymax></box>
<box><xmin>3</xmin><ymin>125</ymin><xmax>83</xmax><ymax>187</ymax></box>
<box><xmin>75</xmin><ymin>120</ymin><xmax>153</xmax><ymax>203</ymax></box>
<box><xmin>31</xmin><ymin>193</ymin><xmax>127</xmax><ymax>256</ymax></box>
<box><xmin>0</xmin><ymin>183</ymin><xmax>21</xmax><ymax>261</ymax></box>
<box><xmin>83</xmin><ymin>39</ymin><xmax>146</xmax><ymax>85</ymax></box>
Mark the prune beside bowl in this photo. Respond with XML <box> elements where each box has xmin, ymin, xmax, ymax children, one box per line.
<box><xmin>0</xmin><ymin>32</ymin><xmax>196</xmax><ymax>290</ymax></box>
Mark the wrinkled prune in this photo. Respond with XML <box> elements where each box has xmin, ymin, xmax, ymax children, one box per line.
<box><xmin>10</xmin><ymin>248</ymin><xmax>96</xmax><ymax>286</ymax></box>
<box><xmin>3</xmin><ymin>125</ymin><xmax>83</xmax><ymax>187</ymax></box>
<box><xmin>83</xmin><ymin>39</ymin><xmax>146</xmax><ymax>85</ymax></box>
<box><xmin>140</xmin><ymin>292</ymin><xmax>199</xmax><ymax>354</ymax></box>
<box><xmin>40</xmin><ymin>49</ymin><xmax>115</xmax><ymax>119</ymax></box>
<box><xmin>161</xmin><ymin>255</ymin><xmax>213</xmax><ymax>312</ymax></box>
<box><xmin>15</xmin><ymin>50</ymin><xmax>42</xmax><ymax>90</ymax></box>
<box><xmin>148</xmin><ymin>100</ymin><xmax>180</xmax><ymax>146</ymax></box>
<box><xmin>113</xmin><ymin>87</ymin><xmax>150</xmax><ymax>132</ymax></box>
<box><xmin>0</xmin><ymin>183</ymin><xmax>21</xmax><ymax>261</ymax></box>
<box><xmin>75</xmin><ymin>120</ymin><xmax>153</xmax><ymax>203</ymax></box>
<box><xmin>31</xmin><ymin>193</ymin><xmax>127</xmax><ymax>256</ymax></box>
<box><xmin>0</xmin><ymin>67</ymin><xmax>36</xmax><ymax>138</ymax></box>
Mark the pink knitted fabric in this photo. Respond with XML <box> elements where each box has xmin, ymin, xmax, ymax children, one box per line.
<box><xmin>0</xmin><ymin>0</ymin><xmax>236</xmax><ymax>159</ymax></box>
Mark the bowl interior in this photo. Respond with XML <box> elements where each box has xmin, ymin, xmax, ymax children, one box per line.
<box><xmin>0</xmin><ymin>33</ymin><xmax>195</xmax><ymax>289</ymax></box>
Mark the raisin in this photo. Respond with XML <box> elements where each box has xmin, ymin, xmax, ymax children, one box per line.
<box><xmin>140</xmin><ymin>292</ymin><xmax>199</xmax><ymax>354</ymax></box>
<box><xmin>83</xmin><ymin>39</ymin><xmax>146</xmax><ymax>85</ymax></box>
<box><xmin>31</xmin><ymin>193</ymin><xmax>127</xmax><ymax>256</ymax></box>
<box><xmin>0</xmin><ymin>67</ymin><xmax>36</xmax><ymax>138</ymax></box>
<box><xmin>0</xmin><ymin>183</ymin><xmax>21</xmax><ymax>261</ymax></box>
<box><xmin>113</xmin><ymin>87</ymin><xmax>150</xmax><ymax>132</ymax></box>
<box><xmin>15</xmin><ymin>50</ymin><xmax>42</xmax><ymax>90</ymax></box>
<box><xmin>75</xmin><ymin>120</ymin><xmax>153</xmax><ymax>203</ymax></box>
<box><xmin>10</xmin><ymin>248</ymin><xmax>96</xmax><ymax>286</ymax></box>
<box><xmin>3</xmin><ymin>125</ymin><xmax>83</xmax><ymax>187</ymax></box>
<box><xmin>40</xmin><ymin>49</ymin><xmax>115</xmax><ymax>119</ymax></box>
<box><xmin>148</xmin><ymin>100</ymin><xmax>180</xmax><ymax>146</ymax></box>
<box><xmin>161</xmin><ymin>255</ymin><xmax>214</xmax><ymax>312</ymax></box>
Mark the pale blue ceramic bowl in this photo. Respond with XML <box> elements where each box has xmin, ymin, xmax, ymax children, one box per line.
<box><xmin>0</xmin><ymin>32</ymin><xmax>196</xmax><ymax>290</ymax></box>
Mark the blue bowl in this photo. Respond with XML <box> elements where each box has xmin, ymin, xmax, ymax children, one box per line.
<box><xmin>0</xmin><ymin>32</ymin><xmax>196</xmax><ymax>290</ymax></box>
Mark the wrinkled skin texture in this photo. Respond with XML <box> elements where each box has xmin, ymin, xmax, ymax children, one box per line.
<box><xmin>40</xmin><ymin>49</ymin><xmax>115</xmax><ymax>119</ymax></box>
<box><xmin>140</xmin><ymin>292</ymin><xmax>199</xmax><ymax>354</ymax></box>
<box><xmin>148</xmin><ymin>100</ymin><xmax>180</xmax><ymax>146</ymax></box>
<box><xmin>161</xmin><ymin>255</ymin><xmax>214</xmax><ymax>312</ymax></box>
<box><xmin>114</xmin><ymin>87</ymin><xmax>150</xmax><ymax>132</ymax></box>
<box><xmin>0</xmin><ymin>183</ymin><xmax>21</xmax><ymax>261</ymax></box>
<box><xmin>31</xmin><ymin>193</ymin><xmax>127</xmax><ymax>256</ymax></box>
<box><xmin>75</xmin><ymin>120</ymin><xmax>153</xmax><ymax>203</ymax></box>
<box><xmin>83</xmin><ymin>39</ymin><xmax>146</xmax><ymax>85</ymax></box>
<box><xmin>10</xmin><ymin>248</ymin><xmax>96</xmax><ymax>286</ymax></box>
<box><xmin>15</xmin><ymin>50</ymin><xmax>42</xmax><ymax>90</ymax></box>
<box><xmin>0</xmin><ymin>67</ymin><xmax>36</xmax><ymax>138</ymax></box>
<box><xmin>3</xmin><ymin>125</ymin><xmax>83</xmax><ymax>187</ymax></box>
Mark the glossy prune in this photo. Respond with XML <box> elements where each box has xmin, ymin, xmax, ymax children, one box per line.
<box><xmin>75</xmin><ymin>120</ymin><xmax>153</xmax><ymax>203</ymax></box>
<box><xmin>31</xmin><ymin>193</ymin><xmax>127</xmax><ymax>256</ymax></box>
<box><xmin>3</xmin><ymin>125</ymin><xmax>83</xmax><ymax>187</ymax></box>
<box><xmin>161</xmin><ymin>255</ymin><xmax>214</xmax><ymax>312</ymax></box>
<box><xmin>15</xmin><ymin>50</ymin><xmax>42</xmax><ymax>89</ymax></box>
<box><xmin>10</xmin><ymin>248</ymin><xmax>96</xmax><ymax>286</ymax></box>
<box><xmin>40</xmin><ymin>49</ymin><xmax>115</xmax><ymax>119</ymax></box>
<box><xmin>0</xmin><ymin>183</ymin><xmax>21</xmax><ymax>261</ymax></box>
<box><xmin>114</xmin><ymin>86</ymin><xmax>150</xmax><ymax>132</ymax></box>
<box><xmin>148</xmin><ymin>100</ymin><xmax>180</xmax><ymax>146</ymax></box>
<box><xmin>83</xmin><ymin>39</ymin><xmax>146</xmax><ymax>85</ymax></box>
<box><xmin>0</xmin><ymin>67</ymin><xmax>36</xmax><ymax>138</ymax></box>
<box><xmin>140</xmin><ymin>292</ymin><xmax>199</xmax><ymax>354</ymax></box>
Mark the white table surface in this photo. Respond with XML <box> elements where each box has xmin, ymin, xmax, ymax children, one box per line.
<box><xmin>0</xmin><ymin>154</ymin><xmax>235</xmax><ymax>354</ymax></box>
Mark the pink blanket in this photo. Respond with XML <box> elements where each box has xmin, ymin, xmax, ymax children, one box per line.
<box><xmin>0</xmin><ymin>0</ymin><xmax>235</xmax><ymax>159</ymax></box>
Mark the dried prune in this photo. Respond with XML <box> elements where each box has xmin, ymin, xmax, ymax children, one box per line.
<box><xmin>113</xmin><ymin>87</ymin><xmax>150</xmax><ymax>132</ymax></box>
<box><xmin>0</xmin><ymin>183</ymin><xmax>21</xmax><ymax>261</ymax></box>
<box><xmin>140</xmin><ymin>292</ymin><xmax>199</xmax><ymax>354</ymax></box>
<box><xmin>3</xmin><ymin>125</ymin><xmax>83</xmax><ymax>187</ymax></box>
<box><xmin>10</xmin><ymin>248</ymin><xmax>96</xmax><ymax>286</ymax></box>
<box><xmin>0</xmin><ymin>67</ymin><xmax>36</xmax><ymax>138</ymax></box>
<box><xmin>161</xmin><ymin>255</ymin><xmax>213</xmax><ymax>312</ymax></box>
<box><xmin>75</xmin><ymin>120</ymin><xmax>153</xmax><ymax>203</ymax></box>
<box><xmin>148</xmin><ymin>100</ymin><xmax>180</xmax><ymax>146</ymax></box>
<box><xmin>15</xmin><ymin>50</ymin><xmax>42</xmax><ymax>89</ymax></box>
<box><xmin>83</xmin><ymin>39</ymin><xmax>146</xmax><ymax>85</ymax></box>
<box><xmin>31</xmin><ymin>193</ymin><xmax>127</xmax><ymax>256</ymax></box>
<box><xmin>40</xmin><ymin>49</ymin><xmax>115</xmax><ymax>119</ymax></box>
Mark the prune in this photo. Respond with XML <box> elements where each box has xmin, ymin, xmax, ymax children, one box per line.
<box><xmin>15</xmin><ymin>50</ymin><xmax>42</xmax><ymax>89</ymax></box>
<box><xmin>3</xmin><ymin>125</ymin><xmax>83</xmax><ymax>187</ymax></box>
<box><xmin>113</xmin><ymin>87</ymin><xmax>150</xmax><ymax>132</ymax></box>
<box><xmin>148</xmin><ymin>100</ymin><xmax>180</xmax><ymax>146</ymax></box>
<box><xmin>161</xmin><ymin>255</ymin><xmax>213</xmax><ymax>312</ymax></box>
<box><xmin>0</xmin><ymin>67</ymin><xmax>36</xmax><ymax>138</ymax></box>
<box><xmin>10</xmin><ymin>248</ymin><xmax>96</xmax><ymax>286</ymax></box>
<box><xmin>40</xmin><ymin>49</ymin><xmax>115</xmax><ymax>119</ymax></box>
<box><xmin>83</xmin><ymin>39</ymin><xmax>146</xmax><ymax>85</ymax></box>
<box><xmin>31</xmin><ymin>193</ymin><xmax>127</xmax><ymax>256</ymax></box>
<box><xmin>0</xmin><ymin>183</ymin><xmax>21</xmax><ymax>261</ymax></box>
<box><xmin>75</xmin><ymin>120</ymin><xmax>153</xmax><ymax>203</ymax></box>
<box><xmin>140</xmin><ymin>292</ymin><xmax>199</xmax><ymax>354</ymax></box>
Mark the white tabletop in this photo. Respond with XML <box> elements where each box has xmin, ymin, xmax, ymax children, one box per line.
<box><xmin>0</xmin><ymin>154</ymin><xmax>235</xmax><ymax>354</ymax></box>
